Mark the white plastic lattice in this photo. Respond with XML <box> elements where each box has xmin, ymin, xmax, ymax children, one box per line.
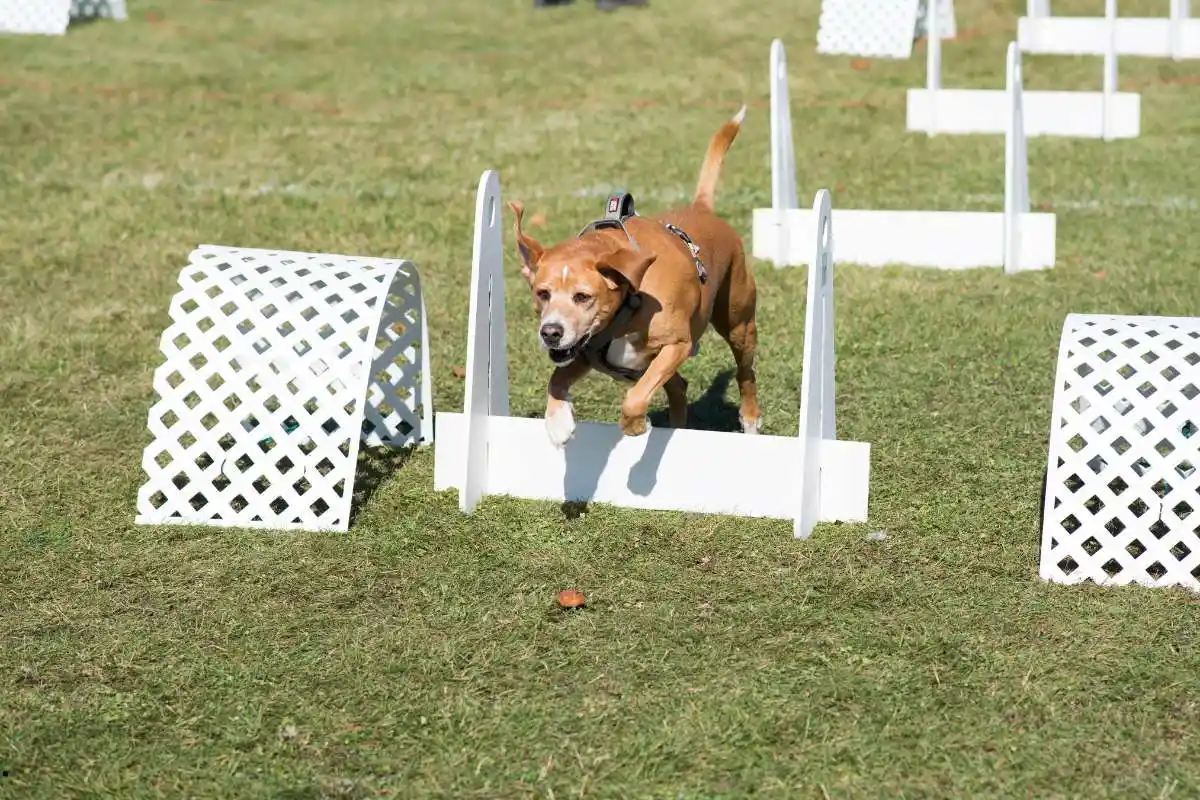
<box><xmin>0</xmin><ymin>0</ymin><xmax>70</xmax><ymax>35</ymax></box>
<box><xmin>1042</xmin><ymin>314</ymin><xmax>1200</xmax><ymax>590</ymax></box>
<box><xmin>70</xmin><ymin>0</ymin><xmax>126</xmax><ymax>20</ymax></box>
<box><xmin>817</xmin><ymin>0</ymin><xmax>956</xmax><ymax>59</ymax></box>
<box><xmin>136</xmin><ymin>245</ymin><xmax>433</xmax><ymax>533</ymax></box>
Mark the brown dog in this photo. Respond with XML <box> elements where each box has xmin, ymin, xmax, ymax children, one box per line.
<box><xmin>508</xmin><ymin>107</ymin><xmax>759</xmax><ymax>448</ymax></box>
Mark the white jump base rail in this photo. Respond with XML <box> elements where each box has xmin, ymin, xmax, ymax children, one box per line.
<box><xmin>908</xmin><ymin>0</ymin><xmax>1140</xmax><ymax>138</ymax></box>
<box><xmin>135</xmin><ymin>245</ymin><xmax>433</xmax><ymax>533</ymax></box>
<box><xmin>1020</xmin><ymin>0</ymin><xmax>1199</xmax><ymax>59</ymax></box>
<box><xmin>434</xmin><ymin>170</ymin><xmax>871</xmax><ymax>539</ymax></box>
<box><xmin>1041</xmin><ymin>313</ymin><xmax>1200</xmax><ymax>590</ymax></box>
<box><xmin>753</xmin><ymin>39</ymin><xmax>1057</xmax><ymax>272</ymax></box>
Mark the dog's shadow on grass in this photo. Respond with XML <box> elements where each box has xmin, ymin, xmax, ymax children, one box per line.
<box><xmin>349</xmin><ymin>444</ymin><xmax>418</xmax><ymax>525</ymax></box>
<box><xmin>561</xmin><ymin>369</ymin><xmax>741</xmax><ymax>520</ymax></box>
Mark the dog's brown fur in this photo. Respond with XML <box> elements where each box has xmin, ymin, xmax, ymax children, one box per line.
<box><xmin>508</xmin><ymin>107</ymin><xmax>759</xmax><ymax>447</ymax></box>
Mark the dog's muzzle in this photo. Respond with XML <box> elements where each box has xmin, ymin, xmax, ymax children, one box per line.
<box><xmin>547</xmin><ymin>335</ymin><xmax>590</xmax><ymax>366</ymax></box>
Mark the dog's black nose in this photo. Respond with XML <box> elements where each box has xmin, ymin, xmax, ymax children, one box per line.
<box><xmin>540</xmin><ymin>322</ymin><xmax>564</xmax><ymax>346</ymax></box>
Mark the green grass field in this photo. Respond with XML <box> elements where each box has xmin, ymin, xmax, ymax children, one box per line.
<box><xmin>5</xmin><ymin>0</ymin><xmax>1200</xmax><ymax>796</ymax></box>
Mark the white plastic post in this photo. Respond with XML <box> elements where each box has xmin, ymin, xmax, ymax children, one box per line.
<box><xmin>459</xmin><ymin>169</ymin><xmax>507</xmax><ymax>513</ymax></box>
<box><xmin>1170</xmin><ymin>0</ymin><xmax>1190</xmax><ymax>60</ymax></box>
<box><xmin>1102</xmin><ymin>0</ymin><xmax>1119</xmax><ymax>141</ymax></box>
<box><xmin>796</xmin><ymin>189</ymin><xmax>838</xmax><ymax>539</ymax></box>
<box><xmin>925</xmin><ymin>0</ymin><xmax>942</xmax><ymax>135</ymax></box>
<box><xmin>1003</xmin><ymin>43</ymin><xmax>1029</xmax><ymax>274</ymax></box>
<box><xmin>769</xmin><ymin>39</ymin><xmax>798</xmax><ymax>267</ymax></box>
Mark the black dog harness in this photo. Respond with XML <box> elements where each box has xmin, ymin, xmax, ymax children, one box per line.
<box><xmin>573</xmin><ymin>192</ymin><xmax>706</xmax><ymax>382</ymax></box>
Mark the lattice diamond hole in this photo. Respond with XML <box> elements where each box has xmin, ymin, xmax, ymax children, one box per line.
<box><xmin>1107</xmin><ymin>475</ymin><xmax>1129</xmax><ymax>495</ymax></box>
<box><xmin>1090</xmin><ymin>416</ymin><xmax>1112</xmax><ymax>434</ymax></box>
<box><xmin>1084</xmin><ymin>495</ymin><xmax>1105</xmax><ymax>515</ymax></box>
<box><xmin>1128</xmin><ymin>497</ymin><xmax>1149</xmax><ymax>518</ymax></box>
<box><xmin>1098</xmin><ymin>349</ymin><xmax>1117</xmax><ymax>363</ymax></box>
<box><xmin>1126</xmin><ymin>539</ymin><xmax>1147</xmax><ymax>559</ymax></box>
<box><xmin>1155</xmin><ymin>439</ymin><xmax>1177</xmax><ymax>458</ymax></box>
<box><xmin>1101</xmin><ymin>558</ymin><xmax>1123</xmax><ymax>577</ymax></box>
<box><xmin>1171</xmin><ymin>542</ymin><xmax>1192</xmax><ymax>561</ymax></box>
<box><xmin>1150</xmin><ymin>519</ymin><xmax>1171</xmax><ymax>539</ymax></box>
<box><xmin>1173</xmin><ymin>501</ymin><xmax>1194</xmax><ymax>520</ymax></box>
<box><xmin>1146</xmin><ymin>562</ymin><xmax>1168</xmax><ymax>580</ymax></box>
<box><xmin>1136</xmin><ymin>381</ymin><xmax>1157</xmax><ymax>398</ymax></box>
<box><xmin>1082</xmin><ymin>536</ymin><xmax>1103</xmax><ymax>556</ymax></box>
<box><xmin>1068</xmin><ymin>434</ymin><xmax>1089</xmax><ymax>453</ymax></box>
<box><xmin>1061</xmin><ymin>514</ymin><xmax>1082</xmax><ymax>533</ymax></box>
<box><xmin>1104</xmin><ymin>516</ymin><xmax>1126</xmax><ymax>536</ymax></box>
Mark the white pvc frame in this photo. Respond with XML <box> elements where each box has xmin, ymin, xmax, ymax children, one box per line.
<box><xmin>434</xmin><ymin>171</ymin><xmax>871</xmax><ymax>539</ymax></box>
<box><xmin>908</xmin><ymin>0</ymin><xmax>1141</xmax><ymax>139</ymax></box>
<box><xmin>753</xmin><ymin>39</ymin><xmax>1057</xmax><ymax>272</ymax></box>
<box><xmin>1020</xmin><ymin>0</ymin><xmax>1198</xmax><ymax>59</ymax></box>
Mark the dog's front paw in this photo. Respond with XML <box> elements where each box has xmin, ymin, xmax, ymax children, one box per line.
<box><xmin>545</xmin><ymin>401</ymin><xmax>577</xmax><ymax>448</ymax></box>
<box><xmin>619</xmin><ymin>411</ymin><xmax>650</xmax><ymax>437</ymax></box>
<box><xmin>740</xmin><ymin>415</ymin><xmax>762</xmax><ymax>435</ymax></box>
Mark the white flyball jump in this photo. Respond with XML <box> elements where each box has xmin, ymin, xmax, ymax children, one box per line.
<box><xmin>0</xmin><ymin>0</ymin><xmax>125</xmax><ymax>35</ymax></box>
<box><xmin>1041</xmin><ymin>314</ymin><xmax>1200</xmax><ymax>590</ymax></box>
<box><xmin>908</xmin><ymin>0</ymin><xmax>1140</xmax><ymax>139</ymax></box>
<box><xmin>1020</xmin><ymin>0</ymin><xmax>1199</xmax><ymax>59</ymax></box>
<box><xmin>434</xmin><ymin>170</ymin><xmax>871</xmax><ymax>539</ymax></box>
<box><xmin>753</xmin><ymin>39</ymin><xmax>1057</xmax><ymax>272</ymax></box>
<box><xmin>135</xmin><ymin>246</ymin><xmax>433</xmax><ymax>533</ymax></box>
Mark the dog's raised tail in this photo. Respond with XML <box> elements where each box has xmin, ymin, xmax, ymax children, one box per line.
<box><xmin>692</xmin><ymin>104</ymin><xmax>746</xmax><ymax>213</ymax></box>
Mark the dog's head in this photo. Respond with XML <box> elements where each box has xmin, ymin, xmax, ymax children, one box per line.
<box><xmin>508</xmin><ymin>200</ymin><xmax>656</xmax><ymax>367</ymax></box>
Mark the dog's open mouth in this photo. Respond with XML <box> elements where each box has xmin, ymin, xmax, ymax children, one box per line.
<box><xmin>548</xmin><ymin>336</ymin><xmax>589</xmax><ymax>366</ymax></box>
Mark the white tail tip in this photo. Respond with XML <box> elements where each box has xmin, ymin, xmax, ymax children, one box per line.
<box><xmin>732</xmin><ymin>104</ymin><xmax>747</xmax><ymax>125</ymax></box>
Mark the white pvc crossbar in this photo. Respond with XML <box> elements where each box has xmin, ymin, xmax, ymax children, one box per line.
<box><xmin>1020</xmin><ymin>0</ymin><xmax>1198</xmax><ymax>59</ymax></box>
<box><xmin>908</xmin><ymin>0</ymin><xmax>1140</xmax><ymax>139</ymax></box>
<box><xmin>135</xmin><ymin>245</ymin><xmax>433</xmax><ymax>533</ymax></box>
<box><xmin>434</xmin><ymin>171</ymin><xmax>871</xmax><ymax>539</ymax></box>
<box><xmin>1041</xmin><ymin>313</ymin><xmax>1200</xmax><ymax>590</ymax></box>
<box><xmin>752</xmin><ymin>39</ymin><xmax>1057</xmax><ymax>272</ymax></box>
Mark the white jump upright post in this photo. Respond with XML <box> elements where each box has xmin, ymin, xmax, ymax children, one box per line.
<box><xmin>1019</xmin><ymin>0</ymin><xmax>1200</xmax><ymax>59</ymax></box>
<box><xmin>1041</xmin><ymin>314</ymin><xmax>1200</xmax><ymax>590</ymax></box>
<box><xmin>755</xmin><ymin>39</ymin><xmax>1057</xmax><ymax>272</ymax></box>
<box><xmin>908</xmin><ymin>4</ymin><xmax>1140</xmax><ymax>139</ymax></box>
<box><xmin>135</xmin><ymin>246</ymin><xmax>434</xmax><ymax>533</ymax></box>
<box><xmin>435</xmin><ymin>172</ymin><xmax>871</xmax><ymax>539</ymax></box>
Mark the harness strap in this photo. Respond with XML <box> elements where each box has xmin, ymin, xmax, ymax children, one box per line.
<box><xmin>581</xmin><ymin>291</ymin><xmax>643</xmax><ymax>382</ymax></box>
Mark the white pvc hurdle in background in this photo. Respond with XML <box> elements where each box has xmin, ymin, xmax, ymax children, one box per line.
<box><xmin>435</xmin><ymin>171</ymin><xmax>871</xmax><ymax>539</ymax></box>
<box><xmin>1041</xmin><ymin>314</ymin><xmax>1200</xmax><ymax>590</ymax></box>
<box><xmin>135</xmin><ymin>245</ymin><xmax>433</xmax><ymax>533</ymax></box>
<box><xmin>908</xmin><ymin>0</ymin><xmax>1140</xmax><ymax>139</ymax></box>
<box><xmin>753</xmin><ymin>39</ymin><xmax>1057</xmax><ymax>272</ymax></box>
<box><xmin>1020</xmin><ymin>0</ymin><xmax>1199</xmax><ymax>59</ymax></box>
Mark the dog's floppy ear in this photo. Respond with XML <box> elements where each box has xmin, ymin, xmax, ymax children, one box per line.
<box><xmin>508</xmin><ymin>200</ymin><xmax>544</xmax><ymax>285</ymax></box>
<box><xmin>597</xmin><ymin>245</ymin><xmax>657</xmax><ymax>293</ymax></box>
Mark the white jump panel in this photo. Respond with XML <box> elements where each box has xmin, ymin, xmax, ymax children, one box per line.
<box><xmin>754</xmin><ymin>39</ymin><xmax>1057</xmax><ymax>272</ymax></box>
<box><xmin>906</xmin><ymin>89</ymin><xmax>1140</xmax><ymax>138</ymax></box>
<box><xmin>753</xmin><ymin>209</ymin><xmax>1056</xmax><ymax>271</ymax></box>
<box><xmin>435</xmin><ymin>171</ymin><xmax>871</xmax><ymax>539</ymax></box>
<box><xmin>1020</xmin><ymin>0</ymin><xmax>1200</xmax><ymax>58</ymax></box>
<box><xmin>1041</xmin><ymin>314</ymin><xmax>1200</xmax><ymax>590</ymax></box>
<box><xmin>136</xmin><ymin>245</ymin><xmax>433</xmax><ymax>533</ymax></box>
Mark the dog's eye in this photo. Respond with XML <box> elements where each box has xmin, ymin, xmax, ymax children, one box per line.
<box><xmin>536</xmin><ymin>289</ymin><xmax>550</xmax><ymax>303</ymax></box>
<box><xmin>572</xmin><ymin>292</ymin><xmax>592</xmax><ymax>305</ymax></box>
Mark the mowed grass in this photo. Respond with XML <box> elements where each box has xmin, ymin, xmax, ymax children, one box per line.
<box><xmin>4</xmin><ymin>0</ymin><xmax>1200</xmax><ymax>796</ymax></box>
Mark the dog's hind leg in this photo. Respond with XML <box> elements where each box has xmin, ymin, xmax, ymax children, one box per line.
<box><xmin>663</xmin><ymin>373</ymin><xmax>689</xmax><ymax>428</ymax></box>
<box><xmin>710</xmin><ymin>247</ymin><xmax>761</xmax><ymax>434</ymax></box>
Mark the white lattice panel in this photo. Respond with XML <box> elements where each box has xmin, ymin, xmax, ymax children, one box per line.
<box><xmin>817</xmin><ymin>0</ymin><xmax>955</xmax><ymax>59</ymax></box>
<box><xmin>136</xmin><ymin>245</ymin><xmax>433</xmax><ymax>533</ymax></box>
<box><xmin>1042</xmin><ymin>314</ymin><xmax>1200</xmax><ymax>590</ymax></box>
<box><xmin>70</xmin><ymin>0</ymin><xmax>126</xmax><ymax>20</ymax></box>
<box><xmin>0</xmin><ymin>0</ymin><xmax>70</xmax><ymax>35</ymax></box>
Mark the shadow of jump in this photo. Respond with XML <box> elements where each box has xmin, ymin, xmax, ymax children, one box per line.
<box><xmin>349</xmin><ymin>444</ymin><xmax>417</xmax><ymax>525</ymax></box>
<box><xmin>561</xmin><ymin>369</ymin><xmax>742</xmax><ymax>518</ymax></box>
